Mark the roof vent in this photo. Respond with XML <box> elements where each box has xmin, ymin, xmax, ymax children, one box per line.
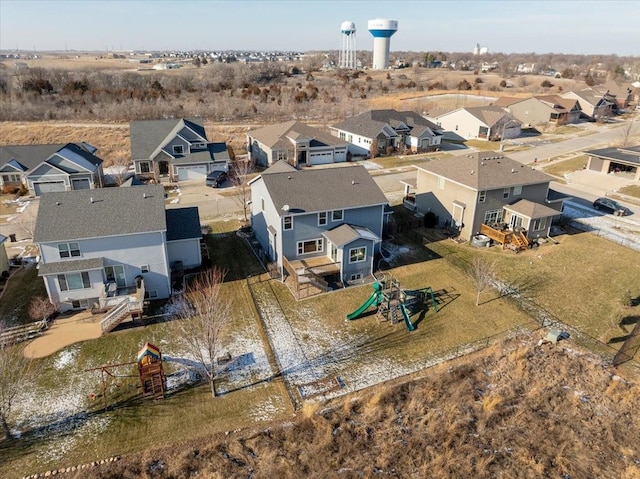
<box><xmin>352</xmin><ymin>180</ymin><xmax>355</xmax><ymax>185</ymax></box>
<box><xmin>287</xmin><ymin>175</ymin><xmax>292</xmax><ymax>180</ymax></box>
<box><xmin>56</xmin><ymin>201</ymin><xmax>60</xmax><ymax>206</ymax></box>
<box><xmin>143</xmin><ymin>192</ymin><xmax>147</xmax><ymax>199</ymax></box>
<box><xmin>90</xmin><ymin>197</ymin><xmax>94</xmax><ymax>203</ymax></box>
<box><xmin>511</xmin><ymin>168</ymin><xmax>516</xmax><ymax>173</ymax></box>
<box><xmin>481</xmin><ymin>162</ymin><xmax>485</xmax><ymax>166</ymax></box>
<box><xmin>470</xmin><ymin>170</ymin><xmax>474</xmax><ymax>175</ymax></box>
<box><xmin>282</xmin><ymin>204</ymin><xmax>290</xmax><ymax>212</ymax></box>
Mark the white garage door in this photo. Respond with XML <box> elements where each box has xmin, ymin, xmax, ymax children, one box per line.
<box><xmin>72</xmin><ymin>178</ymin><xmax>91</xmax><ymax>190</ymax></box>
<box><xmin>34</xmin><ymin>181</ymin><xmax>65</xmax><ymax>195</ymax></box>
<box><xmin>177</xmin><ymin>165</ymin><xmax>207</xmax><ymax>181</ymax></box>
<box><xmin>309</xmin><ymin>151</ymin><xmax>334</xmax><ymax>166</ymax></box>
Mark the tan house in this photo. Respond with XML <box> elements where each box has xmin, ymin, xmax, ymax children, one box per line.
<box><xmin>410</xmin><ymin>152</ymin><xmax>562</xmax><ymax>249</ymax></box>
<box><xmin>585</xmin><ymin>145</ymin><xmax>640</xmax><ymax>181</ymax></box>
<box><xmin>247</xmin><ymin>121</ymin><xmax>349</xmax><ymax>168</ymax></box>
<box><xmin>561</xmin><ymin>88</ymin><xmax>615</xmax><ymax>120</ymax></box>
<box><xmin>431</xmin><ymin>106</ymin><xmax>521</xmax><ymax>143</ymax></box>
<box><xmin>495</xmin><ymin>95</ymin><xmax>581</xmax><ymax>127</ymax></box>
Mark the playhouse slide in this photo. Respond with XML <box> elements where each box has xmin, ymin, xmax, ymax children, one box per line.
<box><xmin>399</xmin><ymin>303</ymin><xmax>415</xmax><ymax>332</ymax></box>
<box><xmin>346</xmin><ymin>291</ymin><xmax>382</xmax><ymax>320</ymax></box>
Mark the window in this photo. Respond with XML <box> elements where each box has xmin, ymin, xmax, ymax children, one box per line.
<box><xmin>348</xmin><ymin>134</ymin><xmax>353</xmax><ymax>142</ymax></box>
<box><xmin>503</xmin><ymin>188</ymin><xmax>510</xmax><ymax>199</ymax></box>
<box><xmin>332</xmin><ymin>210</ymin><xmax>343</xmax><ymax>221</ymax></box>
<box><xmin>484</xmin><ymin>209</ymin><xmax>503</xmax><ymax>224</ymax></box>
<box><xmin>141</xmin><ymin>265</ymin><xmax>150</xmax><ymax>273</ymax></box>
<box><xmin>190</xmin><ymin>142</ymin><xmax>206</xmax><ymax>150</ymax></box>
<box><xmin>58</xmin><ymin>242</ymin><xmax>80</xmax><ymax>258</ymax></box>
<box><xmin>513</xmin><ymin>185</ymin><xmax>522</xmax><ymax>196</ymax></box>
<box><xmin>1</xmin><ymin>174</ymin><xmax>20</xmax><ymax>182</ymax></box>
<box><xmin>276</xmin><ymin>151</ymin><xmax>287</xmax><ymax>161</ymax></box>
<box><xmin>478</xmin><ymin>191</ymin><xmax>486</xmax><ymax>203</ymax></box>
<box><xmin>339</xmin><ymin>132</ymin><xmax>346</xmax><ymax>140</ymax></box>
<box><xmin>350</xmin><ymin>273</ymin><xmax>362</xmax><ymax>281</ymax></box>
<box><xmin>297</xmin><ymin>239</ymin><xmax>323</xmax><ymax>255</ymax></box>
<box><xmin>283</xmin><ymin>216</ymin><xmax>293</xmax><ymax>230</ymax></box>
<box><xmin>437</xmin><ymin>177</ymin><xmax>445</xmax><ymax>190</ymax></box>
<box><xmin>58</xmin><ymin>272</ymin><xmax>91</xmax><ymax>291</ymax></box>
<box><xmin>532</xmin><ymin>218</ymin><xmax>547</xmax><ymax>231</ymax></box>
<box><xmin>318</xmin><ymin>212</ymin><xmax>327</xmax><ymax>226</ymax></box>
<box><xmin>349</xmin><ymin>247</ymin><xmax>366</xmax><ymax>263</ymax></box>
<box><xmin>145</xmin><ymin>290</ymin><xmax>158</xmax><ymax>299</ymax></box>
<box><xmin>172</xmin><ymin>145</ymin><xmax>184</xmax><ymax>155</ymax></box>
<box><xmin>139</xmin><ymin>161</ymin><xmax>151</xmax><ymax>173</ymax></box>
<box><xmin>71</xmin><ymin>298</ymin><xmax>91</xmax><ymax>309</ymax></box>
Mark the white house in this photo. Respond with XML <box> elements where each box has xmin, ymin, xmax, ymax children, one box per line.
<box><xmin>330</xmin><ymin>109</ymin><xmax>443</xmax><ymax>156</ymax></box>
<box><xmin>431</xmin><ymin>106</ymin><xmax>521</xmax><ymax>142</ymax></box>
<box><xmin>34</xmin><ymin>185</ymin><xmax>202</xmax><ymax>314</ymax></box>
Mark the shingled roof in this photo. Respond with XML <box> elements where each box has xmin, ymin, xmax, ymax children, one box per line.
<box><xmin>0</xmin><ymin>143</ymin><xmax>102</xmax><ymax>172</ymax></box>
<box><xmin>166</xmin><ymin>207</ymin><xmax>202</xmax><ymax>241</ymax></box>
<box><xmin>416</xmin><ymin>152</ymin><xmax>552</xmax><ymax>191</ymax></box>
<box><xmin>248</xmin><ymin>121</ymin><xmax>348</xmax><ymax>149</ymax></box>
<box><xmin>34</xmin><ymin>185</ymin><xmax>167</xmax><ymax>243</ymax></box>
<box><xmin>332</xmin><ymin>109</ymin><xmax>441</xmax><ymax>139</ymax></box>
<box><xmin>257</xmin><ymin>165</ymin><xmax>388</xmax><ymax>215</ymax></box>
<box><xmin>130</xmin><ymin>118</ymin><xmax>207</xmax><ymax>159</ymax></box>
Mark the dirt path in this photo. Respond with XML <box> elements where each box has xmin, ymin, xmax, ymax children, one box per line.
<box><xmin>23</xmin><ymin>311</ymin><xmax>102</xmax><ymax>359</ymax></box>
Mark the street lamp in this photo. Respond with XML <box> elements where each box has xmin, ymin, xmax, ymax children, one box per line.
<box><xmin>499</xmin><ymin>119</ymin><xmax>520</xmax><ymax>152</ymax></box>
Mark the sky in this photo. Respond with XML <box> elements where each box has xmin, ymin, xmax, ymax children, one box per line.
<box><xmin>1</xmin><ymin>0</ymin><xmax>639</xmax><ymax>56</ymax></box>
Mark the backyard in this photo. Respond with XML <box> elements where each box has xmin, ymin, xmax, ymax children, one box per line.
<box><xmin>1</xmin><ymin>220</ymin><xmax>639</xmax><ymax>477</ymax></box>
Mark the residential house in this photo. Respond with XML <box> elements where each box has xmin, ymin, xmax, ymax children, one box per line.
<box><xmin>330</xmin><ymin>109</ymin><xmax>443</xmax><ymax>157</ymax></box>
<box><xmin>130</xmin><ymin>118</ymin><xmax>230</xmax><ymax>182</ymax></box>
<box><xmin>0</xmin><ymin>234</ymin><xmax>9</xmax><ymax>275</ymax></box>
<box><xmin>561</xmin><ymin>88</ymin><xmax>615</xmax><ymax>120</ymax></box>
<box><xmin>584</xmin><ymin>145</ymin><xmax>640</xmax><ymax>181</ymax></box>
<box><xmin>34</xmin><ymin>185</ymin><xmax>202</xmax><ymax>317</ymax></box>
<box><xmin>247</xmin><ymin>120</ymin><xmax>349</xmax><ymax>168</ymax></box>
<box><xmin>412</xmin><ymin>152</ymin><xmax>561</xmax><ymax>249</ymax></box>
<box><xmin>431</xmin><ymin>106</ymin><xmax>521</xmax><ymax>143</ymax></box>
<box><xmin>494</xmin><ymin>95</ymin><xmax>581</xmax><ymax>127</ymax></box>
<box><xmin>249</xmin><ymin>162</ymin><xmax>389</xmax><ymax>292</ymax></box>
<box><xmin>592</xmin><ymin>81</ymin><xmax>634</xmax><ymax>110</ymax></box>
<box><xmin>0</xmin><ymin>143</ymin><xmax>104</xmax><ymax>195</ymax></box>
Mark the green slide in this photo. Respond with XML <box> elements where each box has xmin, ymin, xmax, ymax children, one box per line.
<box><xmin>399</xmin><ymin>303</ymin><xmax>415</xmax><ymax>331</ymax></box>
<box><xmin>346</xmin><ymin>291</ymin><xmax>382</xmax><ymax>320</ymax></box>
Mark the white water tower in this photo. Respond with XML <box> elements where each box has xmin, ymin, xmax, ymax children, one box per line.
<box><xmin>368</xmin><ymin>19</ymin><xmax>398</xmax><ymax>70</ymax></box>
<box><xmin>338</xmin><ymin>21</ymin><xmax>357</xmax><ymax>69</ymax></box>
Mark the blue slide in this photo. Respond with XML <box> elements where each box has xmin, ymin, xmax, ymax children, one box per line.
<box><xmin>399</xmin><ymin>303</ymin><xmax>415</xmax><ymax>331</ymax></box>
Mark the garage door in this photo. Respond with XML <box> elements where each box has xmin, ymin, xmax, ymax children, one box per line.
<box><xmin>72</xmin><ymin>178</ymin><xmax>91</xmax><ymax>190</ymax></box>
<box><xmin>177</xmin><ymin>165</ymin><xmax>207</xmax><ymax>181</ymax></box>
<box><xmin>34</xmin><ymin>181</ymin><xmax>65</xmax><ymax>195</ymax></box>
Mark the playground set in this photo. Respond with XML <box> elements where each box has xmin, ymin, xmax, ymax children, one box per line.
<box><xmin>86</xmin><ymin>342</ymin><xmax>167</xmax><ymax>410</ymax></box>
<box><xmin>346</xmin><ymin>277</ymin><xmax>438</xmax><ymax>331</ymax></box>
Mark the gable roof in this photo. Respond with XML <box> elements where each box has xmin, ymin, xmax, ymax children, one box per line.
<box><xmin>34</xmin><ymin>185</ymin><xmax>167</xmax><ymax>243</ymax></box>
<box><xmin>585</xmin><ymin>145</ymin><xmax>640</xmax><ymax>166</ymax></box>
<box><xmin>248</xmin><ymin>121</ymin><xmax>348</xmax><ymax>150</ymax></box>
<box><xmin>257</xmin><ymin>165</ymin><xmax>388</xmax><ymax>215</ymax></box>
<box><xmin>166</xmin><ymin>207</ymin><xmax>202</xmax><ymax>241</ymax></box>
<box><xmin>332</xmin><ymin>109</ymin><xmax>441</xmax><ymax>139</ymax></box>
<box><xmin>561</xmin><ymin>88</ymin><xmax>613</xmax><ymax>108</ymax></box>
<box><xmin>438</xmin><ymin>106</ymin><xmax>514</xmax><ymax>127</ymax></box>
<box><xmin>504</xmin><ymin>199</ymin><xmax>560</xmax><ymax>219</ymax></box>
<box><xmin>130</xmin><ymin>118</ymin><xmax>206</xmax><ymax>159</ymax></box>
<box><xmin>0</xmin><ymin>143</ymin><xmax>102</xmax><ymax>173</ymax></box>
<box><xmin>261</xmin><ymin>160</ymin><xmax>298</xmax><ymax>174</ymax></box>
<box><xmin>416</xmin><ymin>152</ymin><xmax>552</xmax><ymax>191</ymax></box>
<box><xmin>322</xmin><ymin>224</ymin><xmax>381</xmax><ymax>247</ymax></box>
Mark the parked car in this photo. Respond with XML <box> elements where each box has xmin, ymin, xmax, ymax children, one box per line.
<box><xmin>592</xmin><ymin>197</ymin><xmax>632</xmax><ymax>216</ymax></box>
<box><xmin>206</xmin><ymin>170</ymin><xmax>228</xmax><ymax>188</ymax></box>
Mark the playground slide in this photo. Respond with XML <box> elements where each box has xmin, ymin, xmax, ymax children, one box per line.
<box><xmin>346</xmin><ymin>292</ymin><xmax>381</xmax><ymax>320</ymax></box>
<box><xmin>399</xmin><ymin>303</ymin><xmax>416</xmax><ymax>332</ymax></box>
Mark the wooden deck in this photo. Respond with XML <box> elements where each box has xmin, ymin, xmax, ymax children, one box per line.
<box><xmin>287</xmin><ymin>256</ymin><xmax>341</xmax><ymax>276</ymax></box>
<box><xmin>480</xmin><ymin>224</ymin><xmax>529</xmax><ymax>252</ymax></box>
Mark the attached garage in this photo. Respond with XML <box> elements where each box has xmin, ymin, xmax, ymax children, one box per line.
<box><xmin>71</xmin><ymin>178</ymin><xmax>91</xmax><ymax>190</ymax></box>
<box><xmin>34</xmin><ymin>181</ymin><xmax>65</xmax><ymax>195</ymax></box>
<box><xmin>177</xmin><ymin>165</ymin><xmax>207</xmax><ymax>181</ymax></box>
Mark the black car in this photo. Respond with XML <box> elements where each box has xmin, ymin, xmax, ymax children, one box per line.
<box><xmin>206</xmin><ymin>170</ymin><xmax>228</xmax><ymax>188</ymax></box>
<box><xmin>592</xmin><ymin>197</ymin><xmax>632</xmax><ymax>216</ymax></box>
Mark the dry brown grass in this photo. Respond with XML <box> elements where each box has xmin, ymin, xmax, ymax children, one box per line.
<box><xmin>68</xmin><ymin>333</ymin><xmax>640</xmax><ymax>479</ymax></box>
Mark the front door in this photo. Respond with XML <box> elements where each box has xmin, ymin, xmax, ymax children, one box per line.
<box><xmin>510</xmin><ymin>214</ymin><xmax>523</xmax><ymax>231</ymax></box>
<box><xmin>159</xmin><ymin>160</ymin><xmax>169</xmax><ymax>176</ymax></box>
<box><xmin>104</xmin><ymin>265</ymin><xmax>126</xmax><ymax>288</ymax></box>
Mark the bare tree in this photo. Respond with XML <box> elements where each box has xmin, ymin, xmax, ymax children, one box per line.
<box><xmin>467</xmin><ymin>255</ymin><xmax>497</xmax><ymax>306</ymax></box>
<box><xmin>230</xmin><ymin>158</ymin><xmax>254</xmax><ymax>223</ymax></box>
<box><xmin>15</xmin><ymin>207</ymin><xmax>38</xmax><ymax>240</ymax></box>
<box><xmin>0</xmin><ymin>323</ymin><xmax>33</xmax><ymax>440</ymax></box>
<box><xmin>28</xmin><ymin>296</ymin><xmax>56</xmax><ymax>325</ymax></box>
<box><xmin>617</xmin><ymin>120</ymin><xmax>637</xmax><ymax>147</ymax></box>
<box><xmin>177</xmin><ymin>268</ymin><xmax>232</xmax><ymax>398</ymax></box>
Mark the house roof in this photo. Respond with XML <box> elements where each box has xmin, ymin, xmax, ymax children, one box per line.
<box><xmin>257</xmin><ymin>164</ymin><xmax>388</xmax><ymax>215</ymax></box>
<box><xmin>584</xmin><ymin>145</ymin><xmax>640</xmax><ymax>166</ymax></box>
<box><xmin>416</xmin><ymin>152</ymin><xmax>553</xmax><ymax>191</ymax></box>
<box><xmin>248</xmin><ymin>121</ymin><xmax>348</xmax><ymax>150</ymax></box>
<box><xmin>535</xmin><ymin>95</ymin><xmax>579</xmax><ymax>111</ymax></box>
<box><xmin>0</xmin><ymin>143</ymin><xmax>102</xmax><ymax>173</ymax></box>
<box><xmin>38</xmin><ymin>257</ymin><xmax>105</xmax><ymax>276</ymax></box>
<box><xmin>130</xmin><ymin>118</ymin><xmax>206</xmax><ymax>159</ymax></box>
<box><xmin>166</xmin><ymin>207</ymin><xmax>202</xmax><ymax>241</ymax></box>
<box><xmin>437</xmin><ymin>106</ymin><xmax>514</xmax><ymax>127</ymax></box>
<box><xmin>492</xmin><ymin>97</ymin><xmax>521</xmax><ymax>107</ymax></box>
<box><xmin>322</xmin><ymin>224</ymin><xmax>381</xmax><ymax>247</ymax></box>
<box><xmin>561</xmin><ymin>88</ymin><xmax>611</xmax><ymax>108</ymax></box>
<box><xmin>331</xmin><ymin>109</ymin><xmax>441</xmax><ymax>139</ymax></box>
<box><xmin>504</xmin><ymin>199</ymin><xmax>560</xmax><ymax>219</ymax></box>
<box><xmin>261</xmin><ymin>160</ymin><xmax>297</xmax><ymax>174</ymax></box>
<box><xmin>34</xmin><ymin>184</ymin><xmax>167</xmax><ymax>243</ymax></box>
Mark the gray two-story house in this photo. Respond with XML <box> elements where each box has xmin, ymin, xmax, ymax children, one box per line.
<box><xmin>250</xmin><ymin>162</ymin><xmax>389</xmax><ymax>293</ymax></box>
<box><xmin>34</xmin><ymin>185</ymin><xmax>202</xmax><ymax>327</ymax></box>
<box><xmin>412</xmin><ymin>152</ymin><xmax>562</xmax><ymax>249</ymax></box>
<box><xmin>131</xmin><ymin>118</ymin><xmax>230</xmax><ymax>182</ymax></box>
